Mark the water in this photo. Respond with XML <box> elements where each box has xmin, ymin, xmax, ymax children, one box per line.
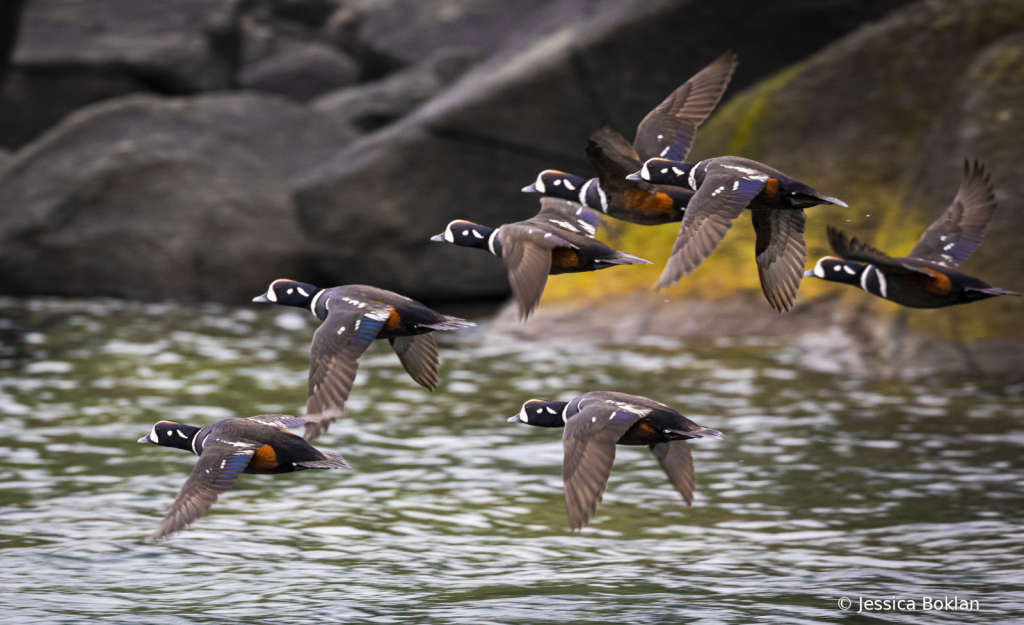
<box><xmin>0</xmin><ymin>297</ymin><xmax>1022</xmax><ymax>624</ymax></box>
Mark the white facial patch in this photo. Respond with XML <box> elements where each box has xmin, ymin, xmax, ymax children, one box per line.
<box><xmin>176</xmin><ymin>430</ymin><xmax>187</xmax><ymax>438</ymax></box>
<box><xmin>812</xmin><ymin>257</ymin><xmax>828</xmax><ymax>278</ymax></box>
<box><xmin>444</xmin><ymin>222</ymin><xmax>456</xmax><ymax>243</ymax></box>
<box><xmin>149</xmin><ymin>426</ymin><xmax>160</xmax><ymax>443</ymax></box>
<box><xmin>563</xmin><ymin>179</ymin><xmax>576</xmax><ymax>191</ymax></box>
<box><xmin>471</xmin><ymin>230</ymin><xmax>484</xmax><ymax>239</ymax></box>
<box><xmin>519</xmin><ymin>400</ymin><xmax>539</xmax><ymax>424</ymax></box>
<box><xmin>534</xmin><ymin>172</ymin><xmax>547</xmax><ymax>194</ymax></box>
<box><xmin>286</xmin><ymin>288</ymin><xmax>294</xmax><ymax>295</ymax></box>
<box><xmin>843</xmin><ymin>265</ymin><xmax>856</xmax><ymax>275</ymax></box>
<box><xmin>296</xmin><ymin>287</ymin><xmax>309</xmax><ymax>297</ymax></box>
<box><xmin>265</xmin><ymin>285</ymin><xmax>278</xmax><ymax>302</ymax></box>
<box><xmin>462</xmin><ymin>230</ymin><xmax>469</xmax><ymax>236</ymax></box>
<box><xmin>640</xmin><ymin>162</ymin><xmax>651</xmax><ymax>181</ymax></box>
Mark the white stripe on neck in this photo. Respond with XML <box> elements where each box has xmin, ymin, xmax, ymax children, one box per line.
<box><xmin>309</xmin><ymin>289</ymin><xmax>326</xmax><ymax>317</ymax></box>
<box><xmin>487</xmin><ymin>228</ymin><xmax>500</xmax><ymax>256</ymax></box>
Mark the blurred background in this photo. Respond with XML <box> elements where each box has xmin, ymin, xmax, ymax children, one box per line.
<box><xmin>1</xmin><ymin>0</ymin><xmax>1022</xmax><ymax>369</ymax></box>
<box><xmin>1</xmin><ymin>2</ymin><xmax>1024</xmax><ymax>623</ymax></box>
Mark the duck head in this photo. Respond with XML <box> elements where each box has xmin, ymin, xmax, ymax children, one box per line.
<box><xmin>804</xmin><ymin>256</ymin><xmax>864</xmax><ymax>285</ymax></box>
<box><xmin>253</xmin><ymin>279</ymin><xmax>322</xmax><ymax>308</ymax></box>
<box><xmin>522</xmin><ymin>170</ymin><xmax>589</xmax><ymax>201</ymax></box>
<box><xmin>508</xmin><ymin>399</ymin><xmax>569</xmax><ymax>427</ymax></box>
<box><xmin>626</xmin><ymin>158</ymin><xmax>697</xmax><ymax>189</ymax></box>
<box><xmin>431</xmin><ymin>220</ymin><xmax>497</xmax><ymax>251</ymax></box>
<box><xmin>138</xmin><ymin>420</ymin><xmax>203</xmax><ymax>454</ymax></box>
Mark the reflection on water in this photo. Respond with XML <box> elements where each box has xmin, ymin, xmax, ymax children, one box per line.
<box><xmin>0</xmin><ymin>298</ymin><xmax>1022</xmax><ymax>624</ymax></box>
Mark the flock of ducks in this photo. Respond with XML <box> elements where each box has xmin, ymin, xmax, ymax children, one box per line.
<box><xmin>138</xmin><ymin>52</ymin><xmax>1018</xmax><ymax>539</ymax></box>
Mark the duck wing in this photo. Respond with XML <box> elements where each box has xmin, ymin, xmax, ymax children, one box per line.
<box><xmin>245</xmin><ymin>415</ymin><xmax>309</xmax><ymax>429</ymax></box>
<box><xmin>586</xmin><ymin>125</ymin><xmax>648</xmax><ymax>194</ymax></box>
<box><xmin>826</xmin><ymin>225</ymin><xmax>930</xmax><ymax>276</ymax></box>
<box><xmin>908</xmin><ymin>160</ymin><xmax>997</xmax><ymax>268</ymax></box>
<box><xmin>148</xmin><ymin>439</ymin><xmax>257</xmax><ymax>540</ymax></box>
<box><xmin>655</xmin><ymin>164</ymin><xmax>767</xmax><ymax>288</ymax></box>
<box><xmin>634</xmin><ymin>51</ymin><xmax>738</xmax><ymax>162</ymax></box>
<box><xmin>498</xmin><ymin>224</ymin><xmax>571</xmax><ymax>320</ymax></box>
<box><xmin>562</xmin><ymin>406</ymin><xmax>643</xmax><ymax>531</ymax></box>
<box><xmin>535</xmin><ymin>197</ymin><xmax>600</xmax><ymax>238</ymax></box>
<box><xmin>753</xmin><ymin>208</ymin><xmax>807</xmax><ymax>312</ymax></box>
<box><xmin>649</xmin><ymin>440</ymin><xmax>695</xmax><ymax>506</ymax></box>
<box><xmin>305</xmin><ymin>298</ymin><xmax>393</xmax><ymax>440</ymax></box>
<box><xmin>389</xmin><ymin>334</ymin><xmax>439</xmax><ymax>391</ymax></box>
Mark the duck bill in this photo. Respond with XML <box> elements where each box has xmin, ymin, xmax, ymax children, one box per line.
<box><xmin>822</xmin><ymin>196</ymin><xmax>848</xmax><ymax>208</ymax></box>
<box><xmin>252</xmin><ymin>294</ymin><xmax>270</xmax><ymax>303</ymax></box>
<box><xmin>137</xmin><ymin>435</ymin><xmax>151</xmax><ymax>443</ymax></box>
<box><xmin>803</xmin><ymin>269</ymin><xmax>815</xmax><ymax>277</ymax></box>
<box><xmin>521</xmin><ymin>183</ymin><xmax>538</xmax><ymax>193</ymax></box>
<box><xmin>430</xmin><ymin>233</ymin><xmax>445</xmax><ymax>242</ymax></box>
<box><xmin>507</xmin><ymin>415</ymin><xmax>523</xmax><ymax>423</ymax></box>
<box><xmin>624</xmin><ymin>172</ymin><xmax>642</xmax><ymax>181</ymax></box>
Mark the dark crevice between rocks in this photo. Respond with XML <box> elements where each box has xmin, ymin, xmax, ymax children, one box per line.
<box><xmin>427</xmin><ymin>125</ymin><xmax>593</xmax><ymax>172</ymax></box>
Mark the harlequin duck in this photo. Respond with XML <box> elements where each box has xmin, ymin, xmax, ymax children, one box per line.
<box><xmin>138</xmin><ymin>415</ymin><xmax>348</xmax><ymax>539</ymax></box>
<box><xmin>431</xmin><ymin>198</ymin><xmax>650</xmax><ymax>320</ymax></box>
<box><xmin>254</xmin><ymin>282</ymin><xmax>474</xmax><ymax>439</ymax></box>
<box><xmin>806</xmin><ymin>161</ymin><xmax>1018</xmax><ymax>307</ymax></box>
<box><xmin>507</xmin><ymin>391</ymin><xmax>723</xmax><ymax>530</ymax></box>
<box><xmin>628</xmin><ymin>155</ymin><xmax>847</xmax><ymax>311</ymax></box>
<box><xmin>522</xmin><ymin>52</ymin><xmax>737</xmax><ymax>226</ymax></box>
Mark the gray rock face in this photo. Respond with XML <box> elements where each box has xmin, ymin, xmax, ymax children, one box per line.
<box><xmin>0</xmin><ymin>0</ymin><xmax>239</xmax><ymax>148</ymax></box>
<box><xmin>238</xmin><ymin>42</ymin><xmax>359</xmax><ymax>101</ymax></box>
<box><xmin>312</xmin><ymin>48</ymin><xmax>477</xmax><ymax>132</ymax></box>
<box><xmin>0</xmin><ymin>94</ymin><xmax>356</xmax><ymax>302</ymax></box>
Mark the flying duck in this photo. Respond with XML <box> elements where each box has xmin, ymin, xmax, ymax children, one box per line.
<box><xmin>806</xmin><ymin>161</ymin><xmax>1018</xmax><ymax>307</ymax></box>
<box><xmin>522</xmin><ymin>52</ymin><xmax>737</xmax><ymax>226</ymax></box>
<box><xmin>508</xmin><ymin>391</ymin><xmax>723</xmax><ymax>530</ymax></box>
<box><xmin>138</xmin><ymin>415</ymin><xmax>348</xmax><ymax>539</ymax></box>
<box><xmin>254</xmin><ymin>282</ymin><xmax>474</xmax><ymax>438</ymax></box>
<box><xmin>628</xmin><ymin>155</ymin><xmax>847</xmax><ymax>311</ymax></box>
<box><xmin>431</xmin><ymin>198</ymin><xmax>650</xmax><ymax>320</ymax></box>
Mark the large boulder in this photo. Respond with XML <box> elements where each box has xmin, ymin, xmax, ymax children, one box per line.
<box><xmin>238</xmin><ymin>41</ymin><xmax>359</xmax><ymax>101</ymax></box>
<box><xmin>0</xmin><ymin>93</ymin><xmax>356</xmax><ymax>302</ymax></box>
<box><xmin>294</xmin><ymin>0</ymin><xmax>914</xmax><ymax>301</ymax></box>
<box><xmin>0</xmin><ymin>0</ymin><xmax>239</xmax><ymax>149</ymax></box>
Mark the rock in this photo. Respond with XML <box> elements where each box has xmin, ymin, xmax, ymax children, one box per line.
<box><xmin>0</xmin><ymin>0</ymin><xmax>27</xmax><ymax>87</ymax></box>
<box><xmin>238</xmin><ymin>41</ymin><xmax>359</xmax><ymax>101</ymax></box>
<box><xmin>0</xmin><ymin>93</ymin><xmax>357</xmax><ymax>302</ymax></box>
<box><xmin>0</xmin><ymin>0</ymin><xmax>239</xmax><ymax>149</ymax></box>
<box><xmin>294</xmin><ymin>0</ymin><xmax>915</xmax><ymax>302</ymax></box>
<box><xmin>312</xmin><ymin>48</ymin><xmax>477</xmax><ymax>132</ymax></box>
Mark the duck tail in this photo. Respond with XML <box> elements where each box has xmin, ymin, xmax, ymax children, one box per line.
<box><xmin>605</xmin><ymin>252</ymin><xmax>653</xmax><ymax>266</ymax></box>
<box><xmin>967</xmin><ymin>286</ymin><xmax>1019</xmax><ymax>297</ymax></box>
<box><xmin>296</xmin><ymin>450</ymin><xmax>351</xmax><ymax>470</ymax></box>
<box><xmin>424</xmin><ymin>316</ymin><xmax>477</xmax><ymax>331</ymax></box>
<box><xmin>692</xmin><ymin>425</ymin><xmax>724</xmax><ymax>440</ymax></box>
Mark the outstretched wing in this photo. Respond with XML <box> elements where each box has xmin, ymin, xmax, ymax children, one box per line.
<box><xmin>586</xmin><ymin>125</ymin><xmax>647</xmax><ymax>194</ymax></box>
<box><xmin>148</xmin><ymin>441</ymin><xmax>256</xmax><ymax>540</ymax></box>
<box><xmin>562</xmin><ymin>406</ymin><xmax>643</xmax><ymax>530</ymax></box>
<box><xmin>826</xmin><ymin>225</ymin><xmax>927</xmax><ymax>275</ymax></box>
<box><xmin>649</xmin><ymin>441</ymin><xmax>695</xmax><ymax>506</ymax></box>
<box><xmin>634</xmin><ymin>51</ymin><xmax>738</xmax><ymax>162</ymax></box>
<box><xmin>246</xmin><ymin>415</ymin><xmax>309</xmax><ymax>429</ymax></box>
<box><xmin>753</xmin><ymin>209</ymin><xmax>807</xmax><ymax>312</ymax></box>
<box><xmin>305</xmin><ymin>299</ymin><xmax>392</xmax><ymax>439</ymax></box>
<box><xmin>498</xmin><ymin>224</ymin><xmax>569</xmax><ymax>321</ymax></box>
<box><xmin>908</xmin><ymin>160</ymin><xmax>997</xmax><ymax>267</ymax></box>
<box><xmin>389</xmin><ymin>334</ymin><xmax>440</xmax><ymax>391</ymax></box>
<box><xmin>655</xmin><ymin>165</ymin><xmax>766</xmax><ymax>289</ymax></box>
<box><xmin>535</xmin><ymin>197</ymin><xmax>600</xmax><ymax>238</ymax></box>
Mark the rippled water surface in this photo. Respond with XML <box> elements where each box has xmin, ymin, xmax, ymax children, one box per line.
<box><xmin>1</xmin><ymin>298</ymin><xmax>1023</xmax><ymax>624</ymax></box>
